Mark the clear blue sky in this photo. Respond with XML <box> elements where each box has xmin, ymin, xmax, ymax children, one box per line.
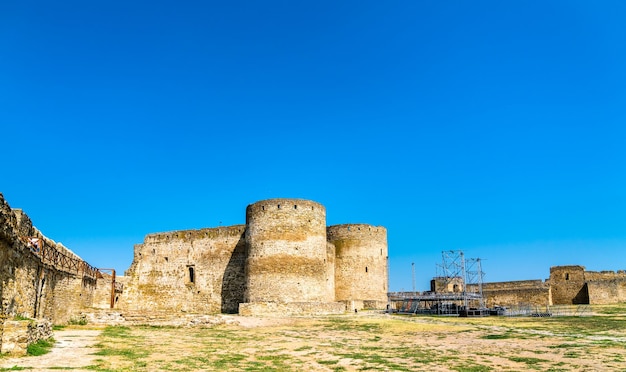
<box><xmin>1</xmin><ymin>1</ymin><xmax>624</xmax><ymax>291</ymax></box>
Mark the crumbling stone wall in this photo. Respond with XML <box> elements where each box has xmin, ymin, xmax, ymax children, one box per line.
<box><xmin>583</xmin><ymin>270</ymin><xmax>626</xmax><ymax>305</ymax></box>
<box><xmin>1</xmin><ymin>319</ymin><xmax>52</xmax><ymax>356</ymax></box>
<box><xmin>477</xmin><ymin>280</ymin><xmax>551</xmax><ymax>307</ymax></box>
<box><xmin>0</xmin><ymin>193</ymin><xmax>99</xmax><ymax>324</ymax></box>
<box><xmin>121</xmin><ymin>225</ymin><xmax>246</xmax><ymax>314</ymax></box>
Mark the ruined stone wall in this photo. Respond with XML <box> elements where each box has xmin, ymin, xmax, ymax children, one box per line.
<box><xmin>584</xmin><ymin>270</ymin><xmax>626</xmax><ymax>305</ymax></box>
<box><xmin>480</xmin><ymin>280</ymin><xmax>546</xmax><ymax>291</ymax></box>
<box><xmin>327</xmin><ymin>224</ymin><xmax>388</xmax><ymax>305</ymax></box>
<box><xmin>0</xmin><ymin>194</ymin><xmax>99</xmax><ymax>324</ymax></box>
<box><xmin>1</xmin><ymin>200</ymin><xmax>41</xmax><ymax>318</ymax></box>
<box><xmin>92</xmin><ymin>274</ymin><xmax>126</xmax><ymax>310</ymax></box>
<box><xmin>244</xmin><ymin>199</ymin><xmax>332</xmax><ymax>303</ymax></box>
<box><xmin>120</xmin><ymin>225</ymin><xmax>246</xmax><ymax>314</ymax></box>
<box><xmin>482</xmin><ymin>287</ymin><xmax>551</xmax><ymax>307</ymax></box>
<box><xmin>587</xmin><ymin>280</ymin><xmax>626</xmax><ymax>305</ymax></box>
<box><xmin>0</xmin><ymin>319</ymin><xmax>52</xmax><ymax>356</ymax></box>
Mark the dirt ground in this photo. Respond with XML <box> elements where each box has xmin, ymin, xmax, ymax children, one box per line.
<box><xmin>0</xmin><ymin>328</ymin><xmax>101</xmax><ymax>371</ymax></box>
<box><xmin>1</xmin><ymin>312</ymin><xmax>625</xmax><ymax>371</ymax></box>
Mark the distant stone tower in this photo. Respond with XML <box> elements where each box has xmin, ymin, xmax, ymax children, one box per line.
<box><xmin>244</xmin><ymin>198</ymin><xmax>335</xmax><ymax>303</ymax></box>
<box><xmin>550</xmin><ymin>265</ymin><xmax>589</xmax><ymax>304</ymax></box>
<box><xmin>327</xmin><ymin>224</ymin><xmax>388</xmax><ymax>307</ymax></box>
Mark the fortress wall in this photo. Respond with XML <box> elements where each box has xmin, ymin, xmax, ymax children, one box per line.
<box><xmin>121</xmin><ymin>225</ymin><xmax>246</xmax><ymax>314</ymax></box>
<box><xmin>0</xmin><ymin>194</ymin><xmax>97</xmax><ymax>324</ymax></box>
<box><xmin>91</xmin><ymin>273</ymin><xmax>127</xmax><ymax>310</ymax></box>
<box><xmin>245</xmin><ymin>199</ymin><xmax>333</xmax><ymax>303</ymax></box>
<box><xmin>92</xmin><ymin>275</ymin><xmax>114</xmax><ymax>309</ymax></box>
<box><xmin>327</xmin><ymin>224</ymin><xmax>388</xmax><ymax>305</ymax></box>
<box><xmin>587</xmin><ymin>279</ymin><xmax>626</xmax><ymax>305</ymax></box>
<box><xmin>481</xmin><ymin>287</ymin><xmax>551</xmax><ymax>307</ymax></box>
<box><xmin>463</xmin><ymin>280</ymin><xmax>551</xmax><ymax>307</ymax></box>
<box><xmin>48</xmin><ymin>273</ymin><xmax>97</xmax><ymax>323</ymax></box>
<box><xmin>479</xmin><ymin>280</ymin><xmax>547</xmax><ymax>291</ymax></box>
<box><xmin>584</xmin><ymin>270</ymin><xmax>626</xmax><ymax>281</ymax></box>
<box><xmin>583</xmin><ymin>270</ymin><xmax>626</xmax><ymax>305</ymax></box>
<box><xmin>550</xmin><ymin>266</ymin><xmax>589</xmax><ymax>304</ymax></box>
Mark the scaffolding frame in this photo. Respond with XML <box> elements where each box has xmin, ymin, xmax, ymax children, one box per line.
<box><xmin>392</xmin><ymin>250</ymin><xmax>487</xmax><ymax>316</ymax></box>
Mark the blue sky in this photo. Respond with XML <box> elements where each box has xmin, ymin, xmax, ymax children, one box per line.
<box><xmin>1</xmin><ymin>1</ymin><xmax>624</xmax><ymax>291</ymax></box>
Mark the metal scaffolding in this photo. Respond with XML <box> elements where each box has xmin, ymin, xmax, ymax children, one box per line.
<box><xmin>390</xmin><ymin>250</ymin><xmax>488</xmax><ymax>316</ymax></box>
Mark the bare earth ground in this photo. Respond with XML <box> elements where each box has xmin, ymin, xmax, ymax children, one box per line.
<box><xmin>0</xmin><ymin>328</ymin><xmax>101</xmax><ymax>371</ymax></box>
<box><xmin>2</xmin><ymin>309</ymin><xmax>626</xmax><ymax>371</ymax></box>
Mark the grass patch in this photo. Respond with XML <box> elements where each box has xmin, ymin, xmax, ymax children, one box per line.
<box><xmin>100</xmin><ymin>326</ymin><xmax>133</xmax><ymax>338</ymax></box>
<box><xmin>26</xmin><ymin>338</ymin><xmax>55</xmax><ymax>356</ymax></box>
<box><xmin>322</xmin><ymin>318</ymin><xmax>381</xmax><ymax>332</ymax></box>
<box><xmin>548</xmin><ymin>343</ymin><xmax>587</xmax><ymax>349</ymax></box>
<box><xmin>67</xmin><ymin>317</ymin><xmax>88</xmax><ymax>326</ymax></box>
<box><xmin>294</xmin><ymin>345</ymin><xmax>313</xmax><ymax>351</ymax></box>
<box><xmin>92</xmin><ymin>348</ymin><xmax>148</xmax><ymax>359</ymax></box>
<box><xmin>451</xmin><ymin>364</ymin><xmax>492</xmax><ymax>372</ymax></box>
<box><xmin>481</xmin><ymin>332</ymin><xmax>513</xmax><ymax>339</ymax></box>
<box><xmin>508</xmin><ymin>356</ymin><xmax>548</xmax><ymax>365</ymax></box>
<box><xmin>12</xmin><ymin>315</ymin><xmax>31</xmax><ymax>321</ymax></box>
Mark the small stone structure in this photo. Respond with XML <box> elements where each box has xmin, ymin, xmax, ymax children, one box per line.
<box><xmin>0</xmin><ymin>318</ymin><xmax>52</xmax><ymax>356</ymax></box>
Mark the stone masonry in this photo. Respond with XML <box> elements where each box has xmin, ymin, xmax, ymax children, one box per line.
<box><xmin>123</xmin><ymin>198</ymin><xmax>389</xmax><ymax>316</ymax></box>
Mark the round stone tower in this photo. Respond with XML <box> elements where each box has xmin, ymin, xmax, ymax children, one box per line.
<box><xmin>327</xmin><ymin>224</ymin><xmax>388</xmax><ymax>306</ymax></box>
<box><xmin>244</xmin><ymin>198</ymin><xmax>334</xmax><ymax>303</ymax></box>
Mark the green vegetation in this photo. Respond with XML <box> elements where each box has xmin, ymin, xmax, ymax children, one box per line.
<box><xmin>508</xmin><ymin>356</ymin><xmax>548</xmax><ymax>365</ymax></box>
<box><xmin>481</xmin><ymin>332</ymin><xmax>514</xmax><ymax>339</ymax></box>
<box><xmin>67</xmin><ymin>317</ymin><xmax>88</xmax><ymax>326</ymax></box>
<box><xmin>26</xmin><ymin>338</ymin><xmax>55</xmax><ymax>356</ymax></box>
<box><xmin>11</xmin><ymin>315</ymin><xmax>31</xmax><ymax>322</ymax></box>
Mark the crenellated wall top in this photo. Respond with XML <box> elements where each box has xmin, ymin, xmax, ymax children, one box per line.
<box><xmin>143</xmin><ymin>224</ymin><xmax>246</xmax><ymax>243</ymax></box>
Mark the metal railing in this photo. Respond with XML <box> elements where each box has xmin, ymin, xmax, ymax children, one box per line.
<box><xmin>21</xmin><ymin>236</ymin><xmax>98</xmax><ymax>280</ymax></box>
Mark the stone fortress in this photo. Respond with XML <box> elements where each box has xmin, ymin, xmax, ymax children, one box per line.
<box><xmin>121</xmin><ymin>198</ymin><xmax>389</xmax><ymax>316</ymax></box>
<box><xmin>2</xmin><ymin>192</ymin><xmax>626</xmax><ymax>353</ymax></box>
<box><xmin>1</xmin><ymin>195</ymin><xmax>388</xmax><ymax>322</ymax></box>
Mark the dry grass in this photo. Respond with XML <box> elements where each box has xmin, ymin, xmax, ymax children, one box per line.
<box><xmin>84</xmin><ymin>307</ymin><xmax>626</xmax><ymax>371</ymax></box>
<box><xmin>2</xmin><ymin>304</ymin><xmax>625</xmax><ymax>371</ymax></box>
